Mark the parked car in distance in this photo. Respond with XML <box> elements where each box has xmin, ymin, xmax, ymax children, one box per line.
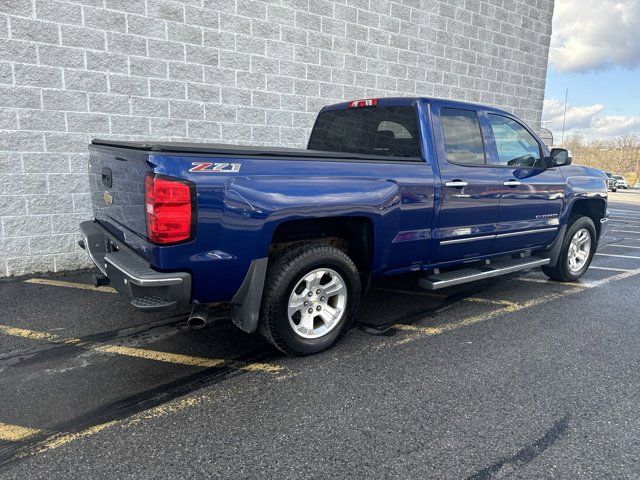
<box><xmin>80</xmin><ymin>97</ymin><xmax>609</xmax><ymax>356</ymax></box>
<box><xmin>604</xmin><ymin>172</ymin><xmax>618</xmax><ymax>192</ymax></box>
<box><xmin>614</xmin><ymin>175</ymin><xmax>629</xmax><ymax>189</ymax></box>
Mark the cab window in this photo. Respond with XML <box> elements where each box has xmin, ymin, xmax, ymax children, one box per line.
<box><xmin>488</xmin><ymin>114</ymin><xmax>543</xmax><ymax>168</ymax></box>
<box><xmin>440</xmin><ymin>108</ymin><xmax>486</xmax><ymax>165</ymax></box>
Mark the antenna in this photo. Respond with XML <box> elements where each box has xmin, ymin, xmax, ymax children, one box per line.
<box><xmin>561</xmin><ymin>89</ymin><xmax>568</xmax><ymax>147</ymax></box>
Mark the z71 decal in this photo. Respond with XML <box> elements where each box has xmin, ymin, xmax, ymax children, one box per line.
<box><xmin>189</xmin><ymin>162</ymin><xmax>241</xmax><ymax>173</ymax></box>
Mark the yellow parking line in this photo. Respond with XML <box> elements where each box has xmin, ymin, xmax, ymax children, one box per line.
<box><xmin>372</xmin><ymin>287</ymin><xmax>446</xmax><ymax>298</ymax></box>
<box><xmin>20</xmin><ymin>394</ymin><xmax>211</xmax><ymax>457</ymax></box>
<box><xmin>93</xmin><ymin>345</ymin><xmax>228</xmax><ymax>368</ymax></box>
<box><xmin>0</xmin><ymin>324</ymin><xmax>282</xmax><ymax>374</ymax></box>
<box><xmin>517</xmin><ymin>277</ymin><xmax>587</xmax><ymax>287</ymax></box>
<box><xmin>391</xmin><ymin>268</ymin><xmax>640</xmax><ymax>346</ymax></box>
<box><xmin>23</xmin><ymin>278</ymin><xmax>117</xmax><ymax>294</ymax></box>
<box><xmin>94</xmin><ymin>345</ymin><xmax>282</xmax><ymax>373</ymax></box>
<box><xmin>590</xmin><ymin>266</ymin><xmax>632</xmax><ymax>272</ymax></box>
<box><xmin>0</xmin><ymin>422</ymin><xmax>42</xmax><ymax>442</ymax></box>
<box><xmin>371</xmin><ymin>287</ymin><xmax>513</xmax><ymax>306</ymax></box>
<box><xmin>393</xmin><ymin>298</ymin><xmax>553</xmax><ymax>344</ymax></box>
<box><xmin>596</xmin><ymin>253</ymin><xmax>640</xmax><ymax>260</ymax></box>
<box><xmin>463</xmin><ymin>297</ymin><xmax>517</xmax><ymax>307</ymax></box>
<box><xmin>0</xmin><ymin>324</ymin><xmax>65</xmax><ymax>342</ymax></box>
<box><xmin>28</xmin><ymin>421</ymin><xmax>118</xmax><ymax>454</ymax></box>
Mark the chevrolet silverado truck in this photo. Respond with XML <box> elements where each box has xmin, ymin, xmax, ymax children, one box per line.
<box><xmin>80</xmin><ymin>97</ymin><xmax>609</xmax><ymax>355</ymax></box>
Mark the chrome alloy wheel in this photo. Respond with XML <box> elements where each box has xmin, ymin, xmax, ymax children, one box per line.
<box><xmin>287</xmin><ymin>268</ymin><xmax>348</xmax><ymax>339</ymax></box>
<box><xmin>567</xmin><ymin>228</ymin><xmax>592</xmax><ymax>273</ymax></box>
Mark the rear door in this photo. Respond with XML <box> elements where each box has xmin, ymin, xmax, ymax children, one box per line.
<box><xmin>431</xmin><ymin>104</ymin><xmax>502</xmax><ymax>262</ymax></box>
<box><xmin>483</xmin><ymin>112</ymin><xmax>564</xmax><ymax>253</ymax></box>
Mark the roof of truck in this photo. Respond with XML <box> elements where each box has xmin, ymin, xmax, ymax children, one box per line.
<box><xmin>320</xmin><ymin>96</ymin><xmax>513</xmax><ymax>116</ymax></box>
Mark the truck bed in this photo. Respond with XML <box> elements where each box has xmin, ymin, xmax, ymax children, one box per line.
<box><xmin>90</xmin><ymin>139</ymin><xmax>421</xmax><ymax>162</ymax></box>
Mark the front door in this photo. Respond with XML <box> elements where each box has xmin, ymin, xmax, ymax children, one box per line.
<box><xmin>432</xmin><ymin>104</ymin><xmax>502</xmax><ymax>262</ymax></box>
<box><xmin>483</xmin><ymin>112</ymin><xmax>565</xmax><ymax>253</ymax></box>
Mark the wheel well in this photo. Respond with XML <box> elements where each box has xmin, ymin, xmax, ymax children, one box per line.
<box><xmin>570</xmin><ymin>199</ymin><xmax>606</xmax><ymax>237</ymax></box>
<box><xmin>270</xmin><ymin>217</ymin><xmax>374</xmax><ymax>273</ymax></box>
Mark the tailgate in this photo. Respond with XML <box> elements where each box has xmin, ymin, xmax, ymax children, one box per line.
<box><xmin>88</xmin><ymin>145</ymin><xmax>152</xmax><ymax>252</ymax></box>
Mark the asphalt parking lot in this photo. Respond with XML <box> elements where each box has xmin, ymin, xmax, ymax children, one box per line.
<box><xmin>1</xmin><ymin>190</ymin><xmax>640</xmax><ymax>479</ymax></box>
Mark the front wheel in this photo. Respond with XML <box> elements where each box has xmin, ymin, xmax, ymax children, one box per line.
<box><xmin>542</xmin><ymin>216</ymin><xmax>596</xmax><ymax>282</ymax></box>
<box><xmin>258</xmin><ymin>243</ymin><xmax>361</xmax><ymax>356</ymax></box>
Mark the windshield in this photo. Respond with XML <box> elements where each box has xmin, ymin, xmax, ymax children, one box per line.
<box><xmin>308</xmin><ymin>106</ymin><xmax>422</xmax><ymax>159</ymax></box>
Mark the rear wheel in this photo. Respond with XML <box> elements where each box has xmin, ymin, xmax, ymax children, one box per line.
<box><xmin>542</xmin><ymin>216</ymin><xmax>596</xmax><ymax>282</ymax></box>
<box><xmin>259</xmin><ymin>243</ymin><xmax>361</xmax><ymax>356</ymax></box>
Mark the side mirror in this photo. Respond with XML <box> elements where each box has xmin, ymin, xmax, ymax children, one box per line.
<box><xmin>548</xmin><ymin>148</ymin><xmax>572</xmax><ymax>167</ymax></box>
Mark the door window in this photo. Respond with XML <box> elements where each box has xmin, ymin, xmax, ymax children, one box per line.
<box><xmin>488</xmin><ymin>114</ymin><xmax>542</xmax><ymax>168</ymax></box>
<box><xmin>440</xmin><ymin>108</ymin><xmax>486</xmax><ymax>165</ymax></box>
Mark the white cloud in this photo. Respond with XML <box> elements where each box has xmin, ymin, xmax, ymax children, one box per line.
<box><xmin>550</xmin><ymin>0</ymin><xmax>640</xmax><ymax>72</ymax></box>
<box><xmin>592</xmin><ymin>115</ymin><xmax>640</xmax><ymax>136</ymax></box>
<box><xmin>542</xmin><ymin>98</ymin><xmax>640</xmax><ymax>138</ymax></box>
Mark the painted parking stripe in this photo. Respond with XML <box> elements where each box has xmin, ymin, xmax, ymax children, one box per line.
<box><xmin>0</xmin><ymin>422</ymin><xmax>42</xmax><ymax>442</ymax></box>
<box><xmin>93</xmin><ymin>345</ymin><xmax>281</xmax><ymax>373</ymax></box>
<box><xmin>24</xmin><ymin>278</ymin><xmax>116</xmax><ymax>294</ymax></box>
<box><xmin>0</xmin><ymin>324</ymin><xmax>70</xmax><ymax>342</ymax></box>
<box><xmin>0</xmin><ymin>324</ymin><xmax>282</xmax><ymax>374</ymax></box>
<box><xmin>16</xmin><ymin>394</ymin><xmax>210</xmax><ymax>458</ymax></box>
<box><xmin>609</xmin><ymin>208</ymin><xmax>640</xmax><ymax>214</ymax></box>
<box><xmin>371</xmin><ymin>287</ymin><xmax>515</xmax><ymax>306</ymax></box>
<box><xmin>517</xmin><ymin>277</ymin><xmax>586</xmax><ymax>287</ymax></box>
<box><xmin>609</xmin><ymin>219</ymin><xmax>640</xmax><ymax>224</ymax></box>
<box><xmin>596</xmin><ymin>253</ymin><xmax>640</xmax><ymax>260</ymax></box>
<box><xmin>589</xmin><ymin>266</ymin><xmax>632</xmax><ymax>272</ymax></box>
<box><xmin>610</xmin><ymin>216</ymin><xmax>640</xmax><ymax>222</ymax></box>
<box><xmin>393</xmin><ymin>268</ymin><xmax>640</xmax><ymax>346</ymax></box>
<box><xmin>610</xmin><ymin>229</ymin><xmax>640</xmax><ymax>234</ymax></box>
<box><xmin>93</xmin><ymin>345</ymin><xmax>228</xmax><ymax>368</ymax></box>
<box><xmin>608</xmin><ymin>244</ymin><xmax>640</xmax><ymax>249</ymax></box>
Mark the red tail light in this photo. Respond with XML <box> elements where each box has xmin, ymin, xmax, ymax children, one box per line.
<box><xmin>348</xmin><ymin>98</ymin><xmax>378</xmax><ymax>108</ymax></box>
<box><xmin>145</xmin><ymin>174</ymin><xmax>195</xmax><ymax>244</ymax></box>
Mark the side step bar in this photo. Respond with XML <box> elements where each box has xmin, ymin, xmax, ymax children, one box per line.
<box><xmin>419</xmin><ymin>256</ymin><xmax>550</xmax><ymax>290</ymax></box>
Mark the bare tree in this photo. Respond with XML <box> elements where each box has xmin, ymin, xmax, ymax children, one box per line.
<box><xmin>563</xmin><ymin>134</ymin><xmax>640</xmax><ymax>186</ymax></box>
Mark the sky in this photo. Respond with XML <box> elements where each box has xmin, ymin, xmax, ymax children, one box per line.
<box><xmin>542</xmin><ymin>0</ymin><xmax>640</xmax><ymax>141</ymax></box>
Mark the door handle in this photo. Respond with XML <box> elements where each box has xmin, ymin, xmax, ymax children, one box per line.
<box><xmin>445</xmin><ymin>180</ymin><xmax>468</xmax><ymax>188</ymax></box>
<box><xmin>503</xmin><ymin>180</ymin><xmax>521</xmax><ymax>187</ymax></box>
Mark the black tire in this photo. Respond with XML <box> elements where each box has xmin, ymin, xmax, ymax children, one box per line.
<box><xmin>542</xmin><ymin>216</ymin><xmax>597</xmax><ymax>282</ymax></box>
<box><xmin>612</xmin><ymin>187</ymin><xmax>617</xmax><ymax>192</ymax></box>
<box><xmin>258</xmin><ymin>243</ymin><xmax>361</xmax><ymax>356</ymax></box>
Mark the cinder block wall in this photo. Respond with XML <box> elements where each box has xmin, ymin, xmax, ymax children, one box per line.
<box><xmin>0</xmin><ymin>0</ymin><xmax>554</xmax><ymax>276</ymax></box>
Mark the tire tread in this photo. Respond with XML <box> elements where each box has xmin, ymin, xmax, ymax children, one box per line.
<box><xmin>258</xmin><ymin>243</ymin><xmax>360</xmax><ymax>356</ymax></box>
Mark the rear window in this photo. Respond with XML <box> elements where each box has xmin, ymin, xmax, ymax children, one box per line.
<box><xmin>307</xmin><ymin>106</ymin><xmax>422</xmax><ymax>159</ymax></box>
<box><xmin>440</xmin><ymin>108</ymin><xmax>486</xmax><ymax>165</ymax></box>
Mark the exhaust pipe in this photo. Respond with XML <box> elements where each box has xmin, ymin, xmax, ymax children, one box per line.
<box><xmin>93</xmin><ymin>273</ymin><xmax>110</xmax><ymax>287</ymax></box>
<box><xmin>187</xmin><ymin>305</ymin><xmax>209</xmax><ymax>330</ymax></box>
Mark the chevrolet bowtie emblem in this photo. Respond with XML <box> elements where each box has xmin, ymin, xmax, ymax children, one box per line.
<box><xmin>103</xmin><ymin>191</ymin><xmax>113</xmax><ymax>205</ymax></box>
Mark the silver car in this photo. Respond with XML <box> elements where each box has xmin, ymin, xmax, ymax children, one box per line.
<box><xmin>614</xmin><ymin>175</ymin><xmax>629</xmax><ymax>189</ymax></box>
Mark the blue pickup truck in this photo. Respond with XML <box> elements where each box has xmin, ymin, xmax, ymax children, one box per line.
<box><xmin>80</xmin><ymin>97</ymin><xmax>609</xmax><ymax>355</ymax></box>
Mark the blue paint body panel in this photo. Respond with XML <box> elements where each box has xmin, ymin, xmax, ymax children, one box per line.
<box><xmin>87</xmin><ymin>97</ymin><xmax>608</xmax><ymax>305</ymax></box>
